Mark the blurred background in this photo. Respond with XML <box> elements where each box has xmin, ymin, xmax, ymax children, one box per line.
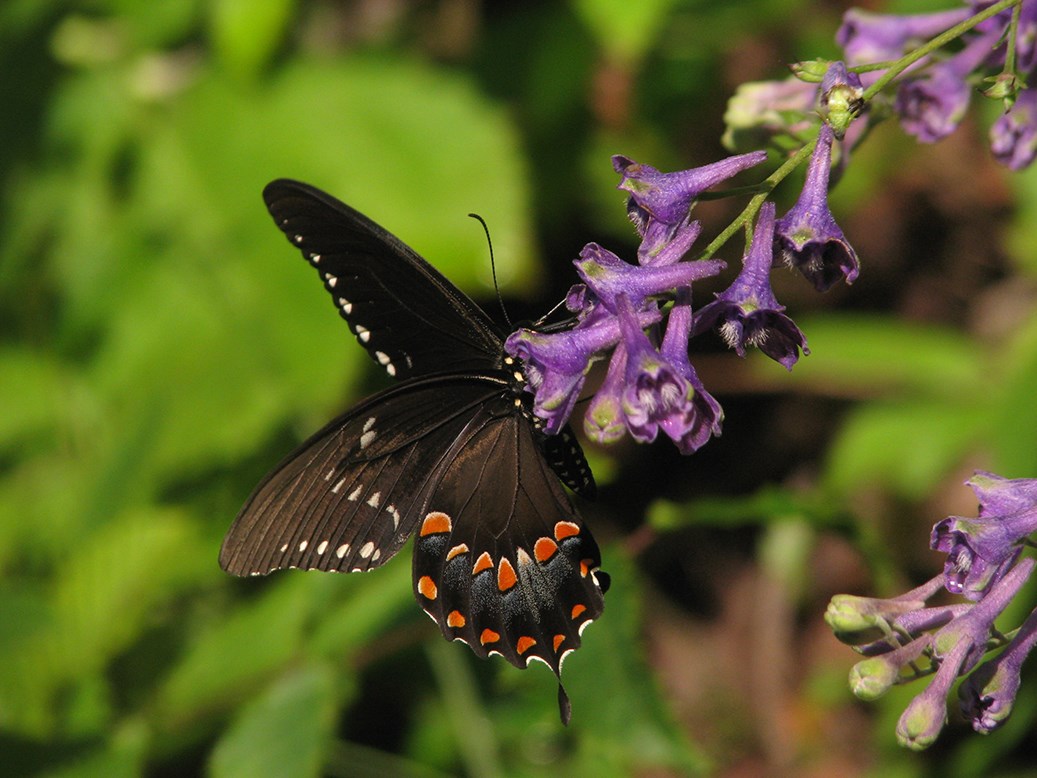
<box><xmin>3</xmin><ymin>0</ymin><xmax>1037</xmax><ymax>775</ymax></box>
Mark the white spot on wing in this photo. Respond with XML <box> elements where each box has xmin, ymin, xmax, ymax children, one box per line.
<box><xmin>387</xmin><ymin>505</ymin><xmax>400</xmax><ymax>529</ymax></box>
<box><xmin>317</xmin><ymin>540</ymin><xmax>328</xmax><ymax>554</ymax></box>
<box><xmin>375</xmin><ymin>351</ymin><xmax>390</xmax><ymax>365</ymax></box>
<box><xmin>298</xmin><ymin>540</ymin><xmax>308</xmax><ymax>552</ymax></box>
<box><xmin>324</xmin><ymin>273</ymin><xmax>338</xmax><ymax>288</ymax></box>
<box><xmin>331</xmin><ymin>478</ymin><xmax>346</xmax><ymax>494</ymax></box>
<box><xmin>279</xmin><ymin>543</ymin><xmax>289</xmax><ymax>553</ymax></box>
<box><xmin>336</xmin><ymin>543</ymin><xmax>349</xmax><ymax>558</ymax></box>
<box><xmin>360</xmin><ymin>541</ymin><xmax>375</xmax><ymax>558</ymax></box>
<box><xmin>338</xmin><ymin>297</ymin><xmax>352</xmax><ymax>314</ymax></box>
<box><xmin>348</xmin><ymin>485</ymin><xmax>363</xmax><ymax>501</ymax></box>
<box><xmin>366</xmin><ymin>491</ymin><xmax>381</xmax><ymax>509</ymax></box>
<box><xmin>371</xmin><ymin>549</ymin><xmax>381</xmax><ymax>562</ymax></box>
<box><xmin>363</xmin><ymin>417</ymin><xmax>376</xmax><ymax>432</ymax></box>
<box><xmin>360</xmin><ymin>430</ymin><xmax>376</xmax><ymax>449</ymax></box>
<box><xmin>386</xmin><ymin>364</ymin><xmax>396</xmax><ymax>377</ymax></box>
<box><xmin>355</xmin><ymin>325</ymin><xmax>371</xmax><ymax>343</ymax></box>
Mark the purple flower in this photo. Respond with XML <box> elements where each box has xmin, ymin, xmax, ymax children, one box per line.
<box><xmin>959</xmin><ymin>604</ymin><xmax>1037</xmax><ymax>733</ymax></box>
<box><xmin>1018</xmin><ymin>0</ymin><xmax>1037</xmax><ymax>72</ymax></box>
<box><xmin>897</xmin><ymin>558</ymin><xmax>1036</xmax><ymax>750</ymax></box>
<box><xmin>583</xmin><ymin>341</ymin><xmax>628</xmax><ymax>445</ymax></box>
<box><xmin>895</xmin><ymin>27</ymin><xmax>1004</xmax><ymax>144</ymax></box>
<box><xmin>851</xmin><ymin>634</ymin><xmax>932</xmax><ymax>701</ymax></box>
<box><xmin>694</xmin><ymin>202</ymin><xmax>809</xmax><ymax>370</ymax></box>
<box><xmin>616</xmin><ymin>292</ymin><xmax>721</xmax><ymax>454</ymax></box>
<box><xmin>774</xmin><ymin>123</ymin><xmax>860</xmax><ymax>291</ymax></box>
<box><xmin>836</xmin><ymin>7</ymin><xmax>971</xmax><ymax>65</ymax></box>
<box><xmin>969</xmin><ymin>470</ymin><xmax>1037</xmax><ymax>518</ymax></box>
<box><xmin>613</xmin><ymin>151</ymin><xmax>768</xmax><ymax>235</ymax></box>
<box><xmin>575</xmin><ymin>242</ymin><xmax>724</xmax><ymax>313</ymax></box>
<box><xmin>931</xmin><ymin>508</ymin><xmax>1036</xmax><ymax>600</ymax></box>
<box><xmin>990</xmin><ymin>88</ymin><xmax>1037</xmax><ymax>171</ymax></box>
<box><xmin>506</xmin><ymin>308</ymin><xmax>660</xmax><ymax>434</ymax></box>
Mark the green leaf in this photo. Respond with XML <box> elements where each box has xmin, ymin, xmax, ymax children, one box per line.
<box><xmin>823</xmin><ymin>399</ymin><xmax>986</xmax><ymax>500</ymax></box>
<box><xmin>571</xmin><ymin>0</ymin><xmax>679</xmax><ymax>64</ymax></box>
<box><xmin>210</xmin><ymin>662</ymin><xmax>338</xmax><ymax>778</ymax></box>
<box><xmin>208</xmin><ymin>0</ymin><xmax>296</xmax><ymax>79</ymax></box>
<box><xmin>154</xmin><ymin>574</ymin><xmax>320</xmax><ymax>728</ymax></box>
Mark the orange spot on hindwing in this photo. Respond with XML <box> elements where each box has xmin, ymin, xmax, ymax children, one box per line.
<box><xmin>553</xmin><ymin>634</ymin><xmax>566</xmax><ymax>652</ymax></box>
<box><xmin>497</xmin><ymin>558</ymin><xmax>518</xmax><ymax>592</ymax></box>
<box><xmin>420</xmin><ymin>511</ymin><xmax>452</xmax><ymax>536</ymax></box>
<box><xmin>533</xmin><ymin>537</ymin><xmax>559</xmax><ymax>563</ymax></box>
<box><xmin>446</xmin><ymin>543</ymin><xmax>469</xmax><ymax>561</ymax></box>
<box><xmin>516</xmin><ymin>636</ymin><xmax>537</xmax><ymax>655</ymax></box>
<box><xmin>480</xmin><ymin>628</ymin><xmax>500</xmax><ymax>645</ymax></box>
<box><xmin>571</xmin><ymin>603</ymin><xmax>587</xmax><ymax>620</ymax></box>
<box><xmin>554</xmin><ymin>521</ymin><xmax>580</xmax><ymax>540</ymax></box>
<box><xmin>447</xmin><ymin>610</ymin><xmax>466</xmax><ymax>628</ymax></box>
<box><xmin>417</xmin><ymin>576</ymin><xmax>438</xmax><ymax>600</ymax></box>
<box><xmin>472</xmin><ymin>551</ymin><xmax>493</xmax><ymax>575</ymax></box>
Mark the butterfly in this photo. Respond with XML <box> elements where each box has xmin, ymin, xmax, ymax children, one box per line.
<box><xmin>220</xmin><ymin>179</ymin><xmax>609</xmax><ymax>724</ymax></box>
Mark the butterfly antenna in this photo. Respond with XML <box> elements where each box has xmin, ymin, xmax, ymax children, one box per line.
<box><xmin>468</xmin><ymin>213</ymin><xmax>512</xmax><ymax>331</ymax></box>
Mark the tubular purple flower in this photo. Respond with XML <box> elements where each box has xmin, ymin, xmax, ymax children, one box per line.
<box><xmin>895</xmin><ymin>27</ymin><xmax>1004</xmax><ymax>143</ymax></box>
<box><xmin>898</xmin><ymin>558</ymin><xmax>1036</xmax><ymax>750</ymax></box>
<box><xmin>694</xmin><ymin>202</ymin><xmax>809</xmax><ymax>370</ymax></box>
<box><xmin>615</xmin><ymin>292</ymin><xmax>721</xmax><ymax>454</ymax></box>
<box><xmin>836</xmin><ymin>7</ymin><xmax>971</xmax><ymax>65</ymax></box>
<box><xmin>774</xmin><ymin>123</ymin><xmax>860</xmax><ymax>292</ymax></box>
<box><xmin>1018</xmin><ymin>0</ymin><xmax>1037</xmax><ymax>72</ymax></box>
<box><xmin>658</xmin><ymin>289</ymin><xmax>724</xmax><ymax>453</ymax></box>
<box><xmin>613</xmin><ymin>151</ymin><xmax>768</xmax><ymax>233</ymax></box>
<box><xmin>583</xmin><ymin>342</ymin><xmax>628</xmax><ymax>445</ymax></box>
<box><xmin>990</xmin><ymin>88</ymin><xmax>1037</xmax><ymax>171</ymax></box>
<box><xmin>856</xmin><ymin>603</ymin><xmax>972</xmax><ymax>656</ymax></box>
<box><xmin>960</xmin><ymin>604</ymin><xmax>1037</xmax><ymax>734</ymax></box>
<box><xmin>930</xmin><ymin>506</ymin><xmax>1037</xmax><ymax>600</ymax></box>
<box><xmin>506</xmin><ymin>307</ymin><xmax>661</xmax><ymax>434</ymax></box>
<box><xmin>575</xmin><ymin>242</ymin><xmax>724</xmax><ymax>313</ymax></box>
<box><xmin>968</xmin><ymin>470</ymin><xmax>1037</xmax><ymax>518</ymax></box>
<box><xmin>850</xmin><ymin>634</ymin><xmax>932</xmax><ymax>700</ymax></box>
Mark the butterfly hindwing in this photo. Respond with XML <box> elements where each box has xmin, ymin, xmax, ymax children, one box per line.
<box><xmin>411</xmin><ymin>399</ymin><xmax>607</xmax><ymax>721</ymax></box>
<box><xmin>220</xmin><ymin>375</ymin><xmax>506</xmax><ymax>577</ymax></box>
<box><xmin>263</xmin><ymin>179</ymin><xmax>503</xmax><ymax>381</ymax></box>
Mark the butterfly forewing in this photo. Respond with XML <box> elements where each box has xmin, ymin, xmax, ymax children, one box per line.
<box><xmin>411</xmin><ymin>400</ymin><xmax>607</xmax><ymax>681</ymax></box>
<box><xmin>263</xmin><ymin>179</ymin><xmax>503</xmax><ymax>380</ymax></box>
<box><xmin>220</xmin><ymin>376</ymin><xmax>505</xmax><ymax>576</ymax></box>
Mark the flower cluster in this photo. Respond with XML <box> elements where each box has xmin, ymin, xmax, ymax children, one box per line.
<box><xmin>826</xmin><ymin>472</ymin><xmax>1037</xmax><ymax>750</ymax></box>
<box><xmin>506</xmin><ymin>116</ymin><xmax>859</xmax><ymax>452</ymax></box>
<box><xmin>728</xmin><ymin>0</ymin><xmax>1037</xmax><ymax>170</ymax></box>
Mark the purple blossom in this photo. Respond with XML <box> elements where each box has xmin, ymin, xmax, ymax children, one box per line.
<box><xmin>774</xmin><ymin>123</ymin><xmax>860</xmax><ymax>291</ymax></box>
<box><xmin>990</xmin><ymin>88</ymin><xmax>1037</xmax><ymax>171</ymax></box>
<box><xmin>931</xmin><ymin>507</ymin><xmax>1037</xmax><ymax>601</ymax></box>
<box><xmin>574</xmin><ymin>242</ymin><xmax>724</xmax><ymax>313</ymax></box>
<box><xmin>613</xmin><ymin>151</ymin><xmax>768</xmax><ymax>236</ymax></box>
<box><xmin>694</xmin><ymin>202</ymin><xmax>809</xmax><ymax>370</ymax></box>
<box><xmin>637</xmin><ymin>216</ymin><xmax>702</xmax><ymax>267</ymax></box>
<box><xmin>583</xmin><ymin>341</ymin><xmax>628</xmax><ymax>446</ymax></box>
<box><xmin>1018</xmin><ymin>0</ymin><xmax>1037</xmax><ymax>72</ymax></box>
<box><xmin>959</xmin><ymin>604</ymin><xmax>1037</xmax><ymax>733</ymax></box>
<box><xmin>506</xmin><ymin>307</ymin><xmax>661</xmax><ymax>434</ymax></box>
<box><xmin>969</xmin><ymin>470</ymin><xmax>1037</xmax><ymax>518</ymax></box>
<box><xmin>897</xmin><ymin>558</ymin><xmax>1036</xmax><ymax>750</ymax></box>
<box><xmin>895</xmin><ymin>27</ymin><xmax>1004</xmax><ymax>143</ymax></box>
<box><xmin>850</xmin><ymin>634</ymin><xmax>932</xmax><ymax>701</ymax></box>
<box><xmin>616</xmin><ymin>292</ymin><xmax>721</xmax><ymax>454</ymax></box>
<box><xmin>836</xmin><ymin>7</ymin><xmax>971</xmax><ymax>65</ymax></box>
<box><xmin>819</xmin><ymin>61</ymin><xmax>865</xmax><ymax>138</ymax></box>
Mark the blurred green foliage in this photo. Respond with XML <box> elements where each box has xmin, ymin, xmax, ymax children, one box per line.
<box><xmin>3</xmin><ymin>0</ymin><xmax>1037</xmax><ymax>776</ymax></box>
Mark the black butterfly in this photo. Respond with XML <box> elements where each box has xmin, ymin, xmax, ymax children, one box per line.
<box><xmin>220</xmin><ymin>179</ymin><xmax>609</xmax><ymax>724</ymax></box>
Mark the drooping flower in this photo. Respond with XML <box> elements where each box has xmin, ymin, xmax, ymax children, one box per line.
<box><xmin>931</xmin><ymin>507</ymin><xmax>1037</xmax><ymax>601</ymax></box>
<box><xmin>722</xmin><ymin>76</ymin><xmax>819</xmax><ymax>152</ymax></box>
<box><xmin>896</xmin><ymin>558</ymin><xmax>1036</xmax><ymax>750</ymax></box>
<box><xmin>836</xmin><ymin>7</ymin><xmax>972</xmax><ymax>65</ymax></box>
<box><xmin>969</xmin><ymin>470</ymin><xmax>1037</xmax><ymax>520</ymax></box>
<box><xmin>774</xmin><ymin>123</ymin><xmax>860</xmax><ymax>291</ymax></box>
<box><xmin>895</xmin><ymin>26</ymin><xmax>1005</xmax><ymax>143</ymax></box>
<box><xmin>613</xmin><ymin>151</ymin><xmax>768</xmax><ymax>237</ymax></box>
<box><xmin>694</xmin><ymin>202</ymin><xmax>809</xmax><ymax>370</ymax></box>
<box><xmin>614</xmin><ymin>292</ymin><xmax>721</xmax><ymax>454</ymax></box>
<box><xmin>959</xmin><ymin>604</ymin><xmax>1037</xmax><ymax>734</ymax></box>
<box><xmin>583</xmin><ymin>341</ymin><xmax>628</xmax><ymax>446</ymax></box>
<box><xmin>819</xmin><ymin>61</ymin><xmax>865</xmax><ymax>139</ymax></box>
<box><xmin>575</xmin><ymin>242</ymin><xmax>724</xmax><ymax>313</ymax></box>
<box><xmin>637</xmin><ymin>216</ymin><xmax>702</xmax><ymax>267</ymax></box>
<box><xmin>990</xmin><ymin>88</ymin><xmax>1037</xmax><ymax>171</ymax></box>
